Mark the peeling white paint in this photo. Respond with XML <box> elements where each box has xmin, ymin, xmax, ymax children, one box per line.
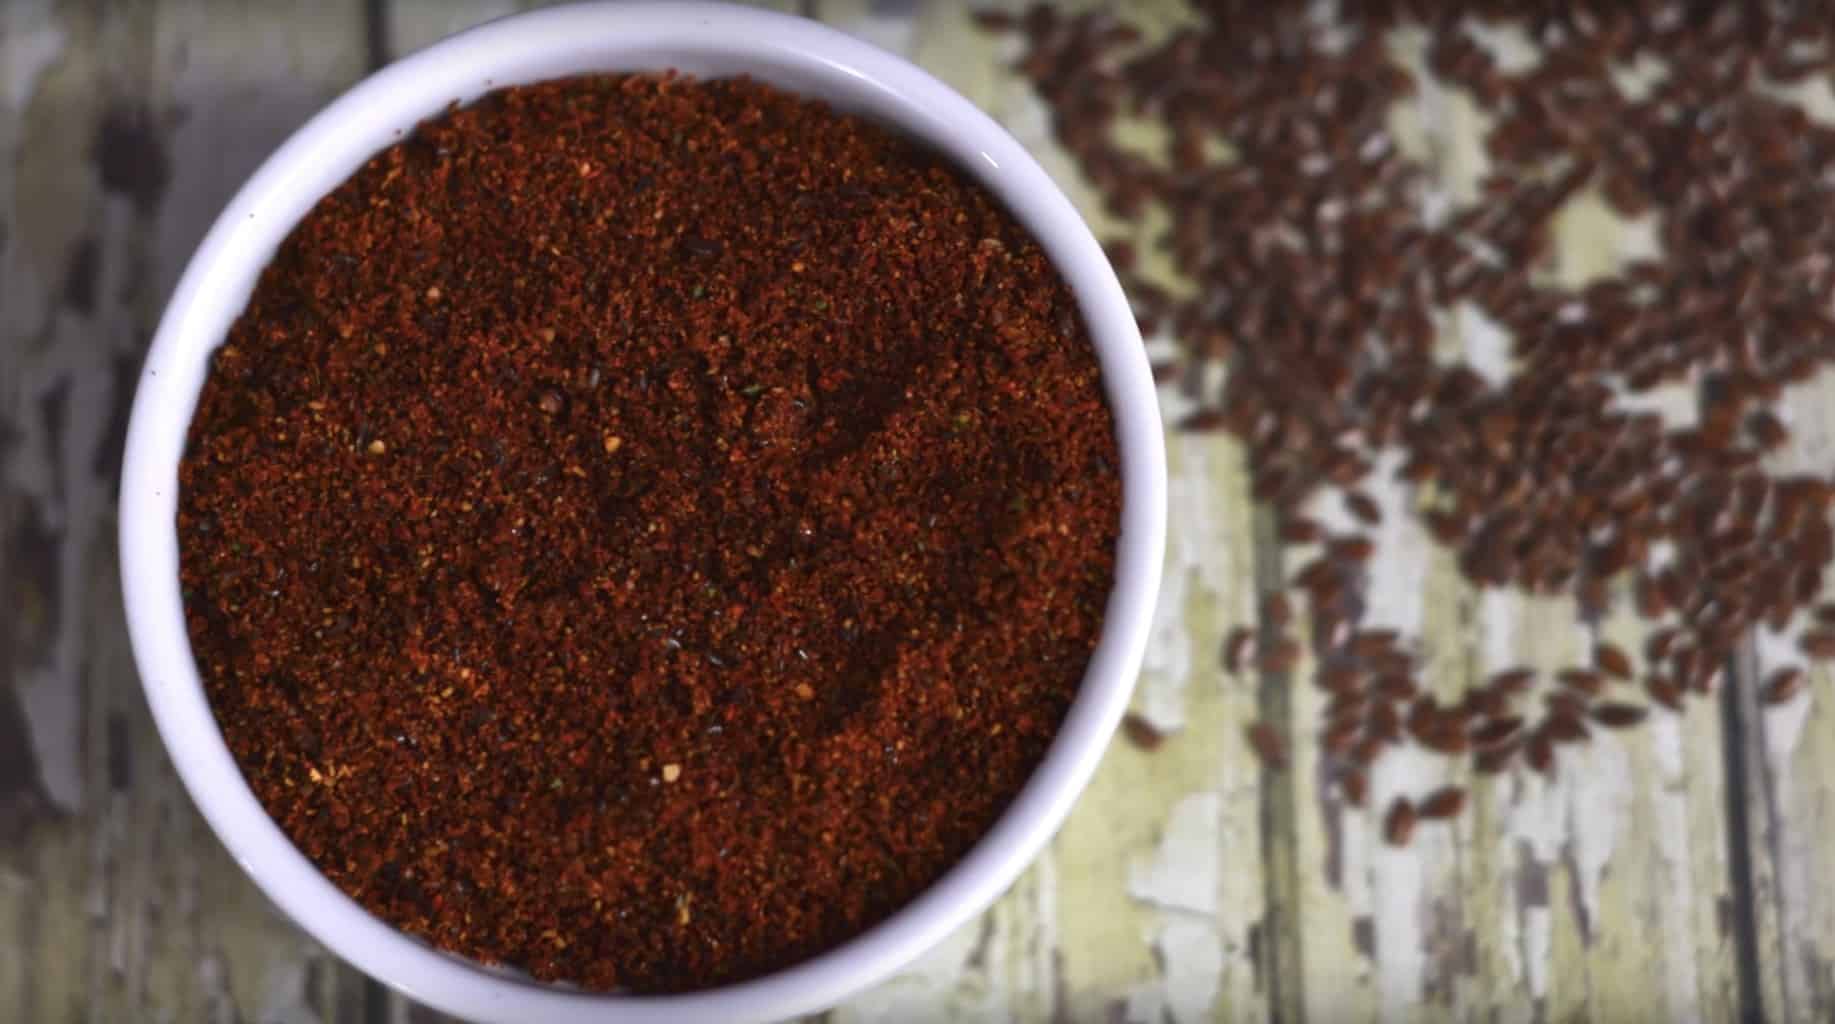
<box><xmin>1128</xmin><ymin>791</ymin><xmax>1221</xmax><ymax>916</ymax></box>
<box><xmin>1156</xmin><ymin>916</ymin><xmax>1224</xmax><ymax>1023</ymax></box>
<box><xmin>1458</xmin><ymin>301</ymin><xmax>1513</xmax><ymax>387</ymax></box>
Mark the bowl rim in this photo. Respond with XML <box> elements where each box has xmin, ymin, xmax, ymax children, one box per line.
<box><xmin>118</xmin><ymin>3</ymin><xmax>1166</xmax><ymax>1021</ymax></box>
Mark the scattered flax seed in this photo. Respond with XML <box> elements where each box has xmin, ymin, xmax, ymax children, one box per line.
<box><xmin>1419</xmin><ymin>786</ymin><xmax>1466</xmax><ymax>820</ymax></box>
<box><xmin>1344</xmin><ymin>490</ymin><xmax>1382</xmax><ymax>526</ymax></box>
<box><xmin>1487</xmin><ymin>668</ymin><xmax>1536</xmax><ymax>694</ymax></box>
<box><xmin>1595</xmin><ymin>643</ymin><xmax>1633</xmax><ymax>680</ymax></box>
<box><xmin>1646</xmin><ymin>675</ymin><xmax>1685</xmax><ymax>712</ymax></box>
<box><xmin>793</xmin><ymin>682</ymin><xmax>815</xmax><ymax>701</ymax></box>
<box><xmin>1800</xmin><ymin>631</ymin><xmax>1835</xmax><ymax>659</ymax></box>
<box><xmin>984</xmin><ymin>0</ymin><xmax>1835</xmax><ymax>837</ymax></box>
<box><xmin>1556</xmin><ymin>668</ymin><xmax>1604</xmax><ymax>698</ymax></box>
<box><xmin>1245</xmin><ymin>721</ymin><xmax>1288</xmax><ymax>770</ymax></box>
<box><xmin>1471</xmin><ymin>715</ymin><xmax>1524</xmax><ymax>749</ymax></box>
<box><xmin>1545</xmin><ymin>711</ymin><xmax>1590</xmax><ymax>745</ymax></box>
<box><xmin>1258</xmin><ymin>637</ymin><xmax>1301</xmax><ymax>673</ymax></box>
<box><xmin>366</xmin><ymin>439</ymin><xmax>386</xmax><ymax>455</ymax></box>
<box><xmin>1383</xmin><ymin>797</ymin><xmax>1418</xmax><ymax>847</ymax></box>
<box><xmin>1591</xmin><ymin>703</ymin><xmax>1649</xmax><ymax>729</ymax></box>
<box><xmin>1340</xmin><ymin>768</ymin><xmax>1368</xmax><ymax>807</ymax></box>
<box><xmin>602</xmin><ymin>434</ymin><xmax>624</xmax><ymax>454</ymax></box>
<box><xmin>660</xmin><ymin>763</ymin><xmax>682</xmax><ymax>783</ymax></box>
<box><xmin>1280</xmin><ymin>516</ymin><xmax>1323</xmax><ymax>543</ymax></box>
<box><xmin>1763</xmin><ymin>667</ymin><xmax>1806</xmax><ymax>705</ymax></box>
<box><xmin>1121</xmin><ymin>712</ymin><xmax>1166</xmax><ymax>752</ymax></box>
<box><xmin>1525</xmin><ymin>732</ymin><xmax>1556</xmax><ymax>777</ymax></box>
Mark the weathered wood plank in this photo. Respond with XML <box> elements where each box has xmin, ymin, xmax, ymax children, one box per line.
<box><xmin>0</xmin><ymin>1</ymin><xmax>373</xmax><ymax>1021</ymax></box>
<box><xmin>1266</xmin><ymin>26</ymin><xmax>1741</xmax><ymax>1024</ymax></box>
<box><xmin>1737</xmin><ymin>60</ymin><xmax>1835</xmax><ymax>1024</ymax></box>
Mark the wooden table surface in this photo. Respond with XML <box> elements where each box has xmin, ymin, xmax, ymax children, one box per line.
<box><xmin>3</xmin><ymin>1</ymin><xmax>1831</xmax><ymax>1021</ymax></box>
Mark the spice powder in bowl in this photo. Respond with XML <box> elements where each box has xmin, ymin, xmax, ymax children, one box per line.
<box><xmin>176</xmin><ymin>74</ymin><xmax>1121</xmax><ymax>993</ymax></box>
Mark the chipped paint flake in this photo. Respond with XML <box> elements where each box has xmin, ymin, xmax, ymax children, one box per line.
<box><xmin>1128</xmin><ymin>791</ymin><xmax>1221</xmax><ymax>917</ymax></box>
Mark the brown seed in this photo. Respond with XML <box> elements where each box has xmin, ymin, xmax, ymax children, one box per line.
<box><xmin>1801</xmin><ymin>630</ymin><xmax>1835</xmax><ymax>659</ymax></box>
<box><xmin>1341</xmin><ymin>768</ymin><xmax>1368</xmax><ymax>807</ymax></box>
<box><xmin>1371</xmin><ymin>650</ymin><xmax>1415</xmax><ymax>678</ymax></box>
<box><xmin>1422</xmin><ymin>508</ymin><xmax>1464</xmax><ymax>544</ymax></box>
<box><xmin>1487</xmin><ymin>667</ymin><xmax>1537</xmax><ymax>694</ymax></box>
<box><xmin>1747</xmin><ymin>410</ymin><xmax>1789</xmax><ymax>450</ymax></box>
<box><xmin>1259</xmin><ymin>637</ymin><xmax>1301</xmax><ymax>673</ymax></box>
<box><xmin>1557</xmin><ymin>668</ymin><xmax>1604</xmax><ymax>697</ymax></box>
<box><xmin>1322</xmin><ymin>717</ymin><xmax>1362</xmax><ymax>757</ymax></box>
<box><xmin>1645</xmin><ymin>674</ymin><xmax>1685</xmax><ymax>712</ymax></box>
<box><xmin>1590</xmin><ymin>702</ymin><xmax>1648</xmax><ymax>728</ymax></box>
<box><xmin>1463</xmin><ymin>686</ymin><xmax>1507</xmax><ymax>719</ymax></box>
<box><xmin>537</xmin><ymin>389</ymin><xmax>567</xmax><ymax>416</ymax></box>
<box><xmin>1350</xmin><ymin>735</ymin><xmax>1387</xmax><ymax>766</ymax></box>
<box><xmin>1475</xmin><ymin>737</ymin><xmax>1522</xmax><ymax>773</ymax></box>
<box><xmin>1645</xmin><ymin>628</ymin><xmax>1678</xmax><ymax>663</ymax></box>
<box><xmin>1471</xmin><ymin>715</ymin><xmax>1525</xmax><ymax>749</ymax></box>
<box><xmin>1345</xmin><ymin>490</ymin><xmax>1382</xmax><ymax>526</ymax></box>
<box><xmin>1281</xmin><ymin>516</ymin><xmax>1323</xmax><ymax>544</ymax></box>
<box><xmin>1418</xmin><ymin>786</ymin><xmax>1467</xmax><ymax>820</ymax></box>
<box><xmin>1544</xmin><ymin>711</ymin><xmax>1591</xmax><ymax>745</ymax></box>
<box><xmin>1330</xmin><ymin>536</ymin><xmax>1376</xmax><ymax>562</ymax></box>
<box><xmin>1351</xmin><ymin>629</ymin><xmax>1400</xmax><ymax>659</ymax></box>
<box><xmin>1251</xmin><ymin>465</ymin><xmax>1291</xmax><ymax>502</ymax></box>
<box><xmin>1402</xmin><ymin>695</ymin><xmax>1437</xmax><ymax>736</ymax></box>
<box><xmin>1246</xmin><ymin>721</ymin><xmax>1289</xmax><ymax>770</ymax></box>
<box><xmin>1373</xmin><ymin>673</ymin><xmax>1418</xmax><ymax>702</ymax></box>
<box><xmin>1419</xmin><ymin>726</ymin><xmax>1471</xmax><ymax>755</ymax></box>
<box><xmin>1525</xmin><ymin>731</ymin><xmax>1555</xmax><ymax>776</ymax></box>
<box><xmin>1383</xmin><ymin>797</ymin><xmax>1418</xmax><ymax>846</ymax></box>
<box><xmin>1292</xmin><ymin>558</ymin><xmax>1335</xmax><ymax>591</ymax></box>
<box><xmin>1222</xmin><ymin>627</ymin><xmax>1254</xmax><ymax>673</ymax></box>
<box><xmin>1544</xmin><ymin>688</ymin><xmax>1589</xmax><ymax>717</ymax></box>
<box><xmin>1763</xmin><ymin>666</ymin><xmax>1805</xmax><ymax>705</ymax></box>
<box><xmin>1315</xmin><ymin>663</ymin><xmax>1362</xmax><ymax>695</ymax></box>
<box><xmin>1121</xmin><ymin>712</ymin><xmax>1166</xmax><ymax>751</ymax></box>
<box><xmin>1595</xmin><ymin>643</ymin><xmax>1633</xmax><ymax>680</ymax></box>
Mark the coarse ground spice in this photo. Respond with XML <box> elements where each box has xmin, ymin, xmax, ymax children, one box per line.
<box><xmin>979</xmin><ymin>2</ymin><xmax>1835</xmax><ymax>839</ymax></box>
<box><xmin>177</xmin><ymin>73</ymin><xmax>1120</xmax><ymax>992</ymax></box>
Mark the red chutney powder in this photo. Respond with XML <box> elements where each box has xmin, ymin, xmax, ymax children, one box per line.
<box><xmin>177</xmin><ymin>73</ymin><xmax>1120</xmax><ymax>993</ymax></box>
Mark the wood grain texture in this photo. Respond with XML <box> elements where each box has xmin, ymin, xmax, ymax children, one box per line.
<box><xmin>0</xmin><ymin>1</ymin><xmax>1794</xmax><ymax>1022</ymax></box>
<box><xmin>1738</xmin><ymin>75</ymin><xmax>1835</xmax><ymax>1024</ymax></box>
<box><xmin>0</xmin><ymin>2</ymin><xmax>373</xmax><ymax>1021</ymax></box>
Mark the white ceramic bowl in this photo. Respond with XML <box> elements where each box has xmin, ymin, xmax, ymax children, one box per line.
<box><xmin>119</xmin><ymin>3</ymin><xmax>1166</xmax><ymax>1021</ymax></box>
